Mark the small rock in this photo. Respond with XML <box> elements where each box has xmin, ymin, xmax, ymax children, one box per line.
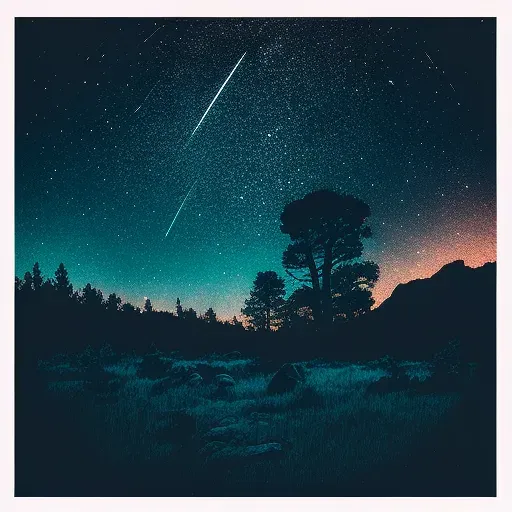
<box><xmin>187</xmin><ymin>373</ymin><xmax>203</xmax><ymax>387</ymax></box>
<box><xmin>203</xmin><ymin>423</ymin><xmax>251</xmax><ymax>443</ymax></box>
<box><xmin>214</xmin><ymin>374</ymin><xmax>235</xmax><ymax>387</ymax></box>
<box><xmin>199</xmin><ymin>441</ymin><xmax>227</xmax><ymax>457</ymax></box>
<box><xmin>267</xmin><ymin>363</ymin><xmax>304</xmax><ymax>395</ymax></box>
<box><xmin>217</xmin><ymin>416</ymin><xmax>239</xmax><ymax>427</ymax></box>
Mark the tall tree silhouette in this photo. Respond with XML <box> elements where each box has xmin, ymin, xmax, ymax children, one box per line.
<box><xmin>80</xmin><ymin>283</ymin><xmax>104</xmax><ymax>309</ymax></box>
<box><xmin>21</xmin><ymin>272</ymin><xmax>33</xmax><ymax>293</ymax></box>
<box><xmin>242</xmin><ymin>271</ymin><xmax>285</xmax><ymax>331</ymax></box>
<box><xmin>183</xmin><ymin>307</ymin><xmax>197</xmax><ymax>320</ymax></box>
<box><xmin>32</xmin><ymin>262</ymin><xmax>43</xmax><ymax>291</ymax></box>
<box><xmin>106</xmin><ymin>293</ymin><xmax>122</xmax><ymax>312</ymax></box>
<box><xmin>204</xmin><ymin>307</ymin><xmax>217</xmax><ymax>324</ymax></box>
<box><xmin>121</xmin><ymin>302</ymin><xmax>136</xmax><ymax>314</ymax></box>
<box><xmin>280</xmin><ymin>190</ymin><xmax>373</xmax><ymax>325</ymax></box>
<box><xmin>144</xmin><ymin>297</ymin><xmax>153</xmax><ymax>313</ymax></box>
<box><xmin>231</xmin><ymin>315</ymin><xmax>244</xmax><ymax>328</ymax></box>
<box><xmin>176</xmin><ymin>298</ymin><xmax>184</xmax><ymax>319</ymax></box>
<box><xmin>54</xmin><ymin>263</ymin><xmax>73</xmax><ymax>298</ymax></box>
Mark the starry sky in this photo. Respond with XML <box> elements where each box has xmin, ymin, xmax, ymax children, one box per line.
<box><xmin>15</xmin><ymin>18</ymin><xmax>496</xmax><ymax>319</ymax></box>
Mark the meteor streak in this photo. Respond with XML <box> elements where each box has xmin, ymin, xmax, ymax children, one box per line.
<box><xmin>144</xmin><ymin>26</ymin><xmax>163</xmax><ymax>43</ymax></box>
<box><xmin>164</xmin><ymin>179</ymin><xmax>198</xmax><ymax>238</ymax></box>
<box><xmin>188</xmin><ymin>52</ymin><xmax>246</xmax><ymax>140</ymax></box>
<box><xmin>133</xmin><ymin>80</ymin><xmax>161</xmax><ymax>114</ymax></box>
<box><xmin>164</xmin><ymin>52</ymin><xmax>247</xmax><ymax>238</ymax></box>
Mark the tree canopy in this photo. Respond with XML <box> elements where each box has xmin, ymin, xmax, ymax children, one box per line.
<box><xmin>280</xmin><ymin>189</ymin><xmax>377</xmax><ymax>325</ymax></box>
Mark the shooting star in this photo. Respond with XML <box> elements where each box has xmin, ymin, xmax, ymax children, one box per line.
<box><xmin>164</xmin><ymin>52</ymin><xmax>247</xmax><ymax>238</ymax></box>
<box><xmin>133</xmin><ymin>80</ymin><xmax>161</xmax><ymax>114</ymax></box>
<box><xmin>164</xmin><ymin>179</ymin><xmax>198</xmax><ymax>238</ymax></box>
<box><xmin>188</xmin><ymin>51</ymin><xmax>246</xmax><ymax>141</ymax></box>
<box><xmin>424</xmin><ymin>51</ymin><xmax>459</xmax><ymax>102</ymax></box>
<box><xmin>144</xmin><ymin>26</ymin><xmax>163</xmax><ymax>43</ymax></box>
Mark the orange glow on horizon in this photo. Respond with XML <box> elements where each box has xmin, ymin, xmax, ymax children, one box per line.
<box><xmin>370</xmin><ymin>216</ymin><xmax>496</xmax><ymax>307</ymax></box>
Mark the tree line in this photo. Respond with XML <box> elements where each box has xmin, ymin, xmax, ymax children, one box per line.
<box><xmin>16</xmin><ymin>189</ymin><xmax>379</xmax><ymax>336</ymax></box>
<box><xmin>15</xmin><ymin>261</ymin><xmax>245</xmax><ymax>327</ymax></box>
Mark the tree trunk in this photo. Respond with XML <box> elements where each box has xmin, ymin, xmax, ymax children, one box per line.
<box><xmin>305</xmin><ymin>249</ymin><xmax>323</xmax><ymax>323</ymax></box>
<box><xmin>322</xmin><ymin>243</ymin><xmax>334</xmax><ymax>325</ymax></box>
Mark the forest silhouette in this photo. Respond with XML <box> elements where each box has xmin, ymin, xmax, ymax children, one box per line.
<box><xmin>16</xmin><ymin>190</ymin><xmax>383</xmax><ymax>359</ymax></box>
<box><xmin>15</xmin><ymin>189</ymin><xmax>495</xmax><ymax>365</ymax></box>
<box><xmin>14</xmin><ymin>190</ymin><xmax>496</xmax><ymax>497</ymax></box>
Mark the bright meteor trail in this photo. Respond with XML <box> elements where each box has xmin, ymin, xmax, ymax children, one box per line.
<box><xmin>188</xmin><ymin>51</ymin><xmax>247</xmax><ymax>140</ymax></box>
<box><xmin>164</xmin><ymin>52</ymin><xmax>247</xmax><ymax>238</ymax></box>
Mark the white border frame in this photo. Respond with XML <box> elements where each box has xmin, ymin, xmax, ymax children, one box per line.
<box><xmin>3</xmin><ymin>1</ymin><xmax>510</xmax><ymax>510</ymax></box>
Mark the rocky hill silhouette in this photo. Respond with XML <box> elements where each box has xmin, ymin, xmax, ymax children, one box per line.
<box><xmin>349</xmin><ymin>260</ymin><xmax>496</xmax><ymax>362</ymax></box>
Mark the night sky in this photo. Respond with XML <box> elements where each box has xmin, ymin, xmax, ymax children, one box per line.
<box><xmin>15</xmin><ymin>18</ymin><xmax>496</xmax><ymax>319</ymax></box>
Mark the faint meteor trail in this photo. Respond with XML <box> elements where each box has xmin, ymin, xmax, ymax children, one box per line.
<box><xmin>188</xmin><ymin>51</ymin><xmax>247</xmax><ymax>141</ymax></box>
<box><xmin>164</xmin><ymin>179</ymin><xmax>199</xmax><ymax>238</ymax></box>
<box><xmin>133</xmin><ymin>80</ymin><xmax>161</xmax><ymax>114</ymax></box>
<box><xmin>424</xmin><ymin>51</ymin><xmax>459</xmax><ymax>101</ymax></box>
<box><xmin>164</xmin><ymin>52</ymin><xmax>247</xmax><ymax>238</ymax></box>
<box><xmin>144</xmin><ymin>26</ymin><xmax>163</xmax><ymax>43</ymax></box>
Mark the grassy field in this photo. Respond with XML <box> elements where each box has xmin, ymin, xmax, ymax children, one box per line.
<box><xmin>15</xmin><ymin>349</ymin><xmax>494</xmax><ymax>497</ymax></box>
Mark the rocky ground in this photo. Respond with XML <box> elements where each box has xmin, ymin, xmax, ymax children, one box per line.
<box><xmin>15</xmin><ymin>347</ymin><xmax>495</xmax><ymax>496</ymax></box>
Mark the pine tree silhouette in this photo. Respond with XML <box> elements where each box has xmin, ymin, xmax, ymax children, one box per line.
<box><xmin>53</xmin><ymin>263</ymin><xmax>73</xmax><ymax>298</ymax></box>
<box><xmin>32</xmin><ymin>262</ymin><xmax>43</xmax><ymax>290</ymax></box>
<box><xmin>176</xmin><ymin>298</ymin><xmax>184</xmax><ymax>319</ymax></box>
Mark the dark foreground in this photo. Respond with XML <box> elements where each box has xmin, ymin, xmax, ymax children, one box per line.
<box><xmin>16</xmin><ymin>350</ymin><xmax>495</xmax><ymax>497</ymax></box>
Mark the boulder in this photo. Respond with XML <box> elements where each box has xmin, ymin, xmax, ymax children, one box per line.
<box><xmin>214</xmin><ymin>374</ymin><xmax>236</xmax><ymax>387</ymax></box>
<box><xmin>267</xmin><ymin>363</ymin><xmax>304</xmax><ymax>395</ymax></box>
<box><xmin>294</xmin><ymin>364</ymin><xmax>306</xmax><ymax>381</ymax></box>
<box><xmin>217</xmin><ymin>416</ymin><xmax>239</xmax><ymax>427</ymax></box>
<box><xmin>203</xmin><ymin>423</ymin><xmax>251</xmax><ymax>443</ymax></box>
<box><xmin>187</xmin><ymin>373</ymin><xmax>203</xmax><ymax>387</ymax></box>
<box><xmin>199</xmin><ymin>441</ymin><xmax>227</xmax><ymax>457</ymax></box>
